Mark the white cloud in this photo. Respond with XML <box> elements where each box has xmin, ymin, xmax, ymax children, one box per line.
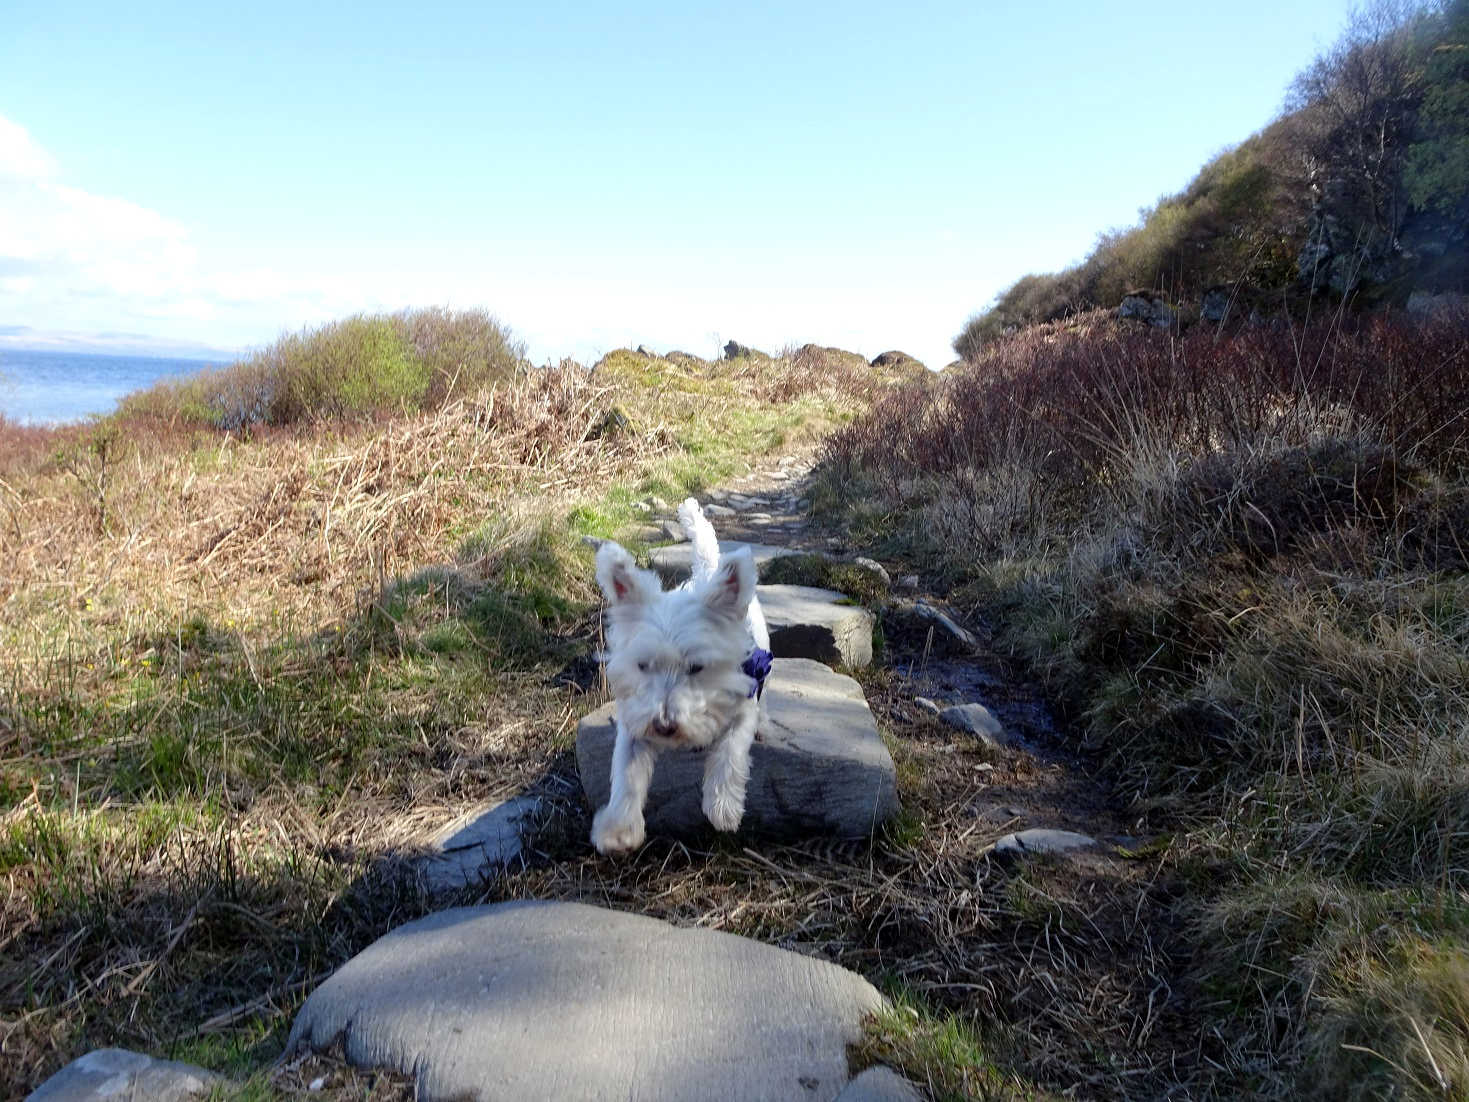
<box><xmin>0</xmin><ymin>116</ymin><xmax>58</xmax><ymax>180</ymax></box>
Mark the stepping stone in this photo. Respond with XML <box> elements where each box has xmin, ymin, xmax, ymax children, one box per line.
<box><xmin>415</xmin><ymin>795</ymin><xmax>543</xmax><ymax>892</ymax></box>
<box><xmin>760</xmin><ymin>584</ymin><xmax>875</xmax><ymax>669</ymax></box>
<box><xmin>992</xmin><ymin>828</ymin><xmax>1099</xmax><ymax>858</ymax></box>
<box><xmin>647</xmin><ymin>540</ymin><xmax>797</xmax><ymax>585</ymax></box>
<box><xmin>577</xmin><ymin>658</ymin><xmax>898</xmax><ymax>839</ymax></box>
<box><xmin>28</xmin><ymin>1049</ymin><xmax>224</xmax><ymax>1101</ymax></box>
<box><xmin>286</xmin><ymin>900</ymin><xmax>885</xmax><ymax>1102</ymax></box>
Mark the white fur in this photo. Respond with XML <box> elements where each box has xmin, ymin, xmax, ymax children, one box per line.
<box><xmin>591</xmin><ymin>499</ymin><xmax>770</xmax><ymax>856</ymax></box>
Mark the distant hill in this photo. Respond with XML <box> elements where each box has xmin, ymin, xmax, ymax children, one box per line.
<box><xmin>956</xmin><ymin>0</ymin><xmax>1469</xmax><ymax>358</ymax></box>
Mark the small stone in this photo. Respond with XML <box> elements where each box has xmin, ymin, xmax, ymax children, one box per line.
<box><xmin>309</xmin><ymin>1076</ymin><xmax>326</xmax><ymax>1091</ymax></box>
<box><xmin>645</xmin><ymin>495</ymin><xmax>671</xmax><ymax>512</ymax></box>
<box><xmin>27</xmin><ymin>1049</ymin><xmax>224</xmax><ymax>1101</ymax></box>
<box><xmin>661</xmin><ymin>519</ymin><xmax>688</xmax><ymax>542</ymax></box>
<box><xmin>796</xmin><ymin>497</ymin><xmax>812</xmax><ymax>509</ymax></box>
<box><xmin>416</xmin><ymin>796</ymin><xmax>543</xmax><ymax>893</ymax></box>
<box><xmin>938</xmin><ymin>703</ymin><xmax>1009</xmax><ymax>747</ymax></box>
<box><xmin>746</xmin><ymin>512</ymin><xmax>774</xmax><ymax>524</ymax></box>
<box><xmin>992</xmin><ymin>828</ymin><xmax>1099</xmax><ymax>858</ymax></box>
<box><xmin>768</xmin><ymin>470</ymin><xmax>789</xmax><ymax>481</ymax></box>
<box><xmin>913</xmin><ymin>696</ymin><xmax>941</xmax><ymax>715</ymax></box>
<box><xmin>898</xmin><ymin>574</ymin><xmax>919</xmax><ymax>590</ymax></box>
<box><xmin>851</xmin><ymin>557</ymin><xmax>890</xmax><ymax>585</ymax></box>
<box><xmin>907</xmin><ymin>600</ymin><xmax>979</xmax><ymax>650</ymax></box>
<box><xmin>704</xmin><ymin>503</ymin><xmax>736</xmax><ymax>518</ymax></box>
<box><xmin>630</xmin><ymin>501</ymin><xmax>652</xmax><ymax>513</ymax></box>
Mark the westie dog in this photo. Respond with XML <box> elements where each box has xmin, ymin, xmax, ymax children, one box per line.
<box><xmin>590</xmin><ymin>498</ymin><xmax>771</xmax><ymax>856</ymax></box>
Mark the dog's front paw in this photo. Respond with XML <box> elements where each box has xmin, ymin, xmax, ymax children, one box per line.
<box><xmin>702</xmin><ymin>788</ymin><xmax>746</xmax><ymax>833</ymax></box>
<box><xmin>591</xmin><ymin>806</ymin><xmax>646</xmax><ymax>855</ymax></box>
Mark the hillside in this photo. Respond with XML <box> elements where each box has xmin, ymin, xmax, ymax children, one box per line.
<box><xmin>821</xmin><ymin>307</ymin><xmax>1469</xmax><ymax>1098</ymax></box>
<box><xmin>956</xmin><ymin>0</ymin><xmax>1469</xmax><ymax>356</ymax></box>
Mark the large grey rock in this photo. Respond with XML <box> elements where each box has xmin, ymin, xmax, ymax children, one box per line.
<box><xmin>286</xmin><ymin>900</ymin><xmax>885</xmax><ymax>1102</ymax></box>
<box><xmin>415</xmin><ymin>795</ymin><xmax>543</xmax><ymax>893</ymax></box>
<box><xmin>27</xmin><ymin>1049</ymin><xmax>223</xmax><ymax>1101</ymax></box>
<box><xmin>761</xmin><ymin>584</ymin><xmax>875</xmax><ymax>669</ymax></box>
<box><xmin>648</xmin><ymin>540</ymin><xmax>797</xmax><ymax>585</ymax></box>
<box><xmin>578</xmin><ymin>658</ymin><xmax>898</xmax><ymax>839</ymax></box>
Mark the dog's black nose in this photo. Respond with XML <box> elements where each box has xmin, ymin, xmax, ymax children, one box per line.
<box><xmin>651</xmin><ymin>719</ymin><xmax>679</xmax><ymax>739</ymax></box>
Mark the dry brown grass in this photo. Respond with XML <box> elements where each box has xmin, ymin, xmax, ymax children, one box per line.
<box><xmin>0</xmin><ymin>341</ymin><xmax>897</xmax><ymax>1096</ymax></box>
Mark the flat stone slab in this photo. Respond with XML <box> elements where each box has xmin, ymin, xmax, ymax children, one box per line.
<box><xmin>992</xmin><ymin>828</ymin><xmax>1100</xmax><ymax>858</ymax></box>
<box><xmin>760</xmin><ymin>584</ymin><xmax>875</xmax><ymax>669</ymax></box>
<box><xmin>578</xmin><ymin>658</ymin><xmax>898</xmax><ymax>839</ymax></box>
<box><xmin>28</xmin><ymin>1048</ymin><xmax>223</xmax><ymax>1101</ymax></box>
<box><xmin>415</xmin><ymin>796</ymin><xmax>543</xmax><ymax>892</ymax></box>
<box><xmin>647</xmin><ymin>540</ymin><xmax>797</xmax><ymax>585</ymax></box>
<box><xmin>286</xmin><ymin>900</ymin><xmax>885</xmax><ymax>1102</ymax></box>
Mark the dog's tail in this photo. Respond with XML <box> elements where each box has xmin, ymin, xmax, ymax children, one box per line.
<box><xmin>678</xmin><ymin>497</ymin><xmax>720</xmax><ymax>585</ymax></box>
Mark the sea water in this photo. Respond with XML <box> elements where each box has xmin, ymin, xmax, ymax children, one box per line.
<box><xmin>0</xmin><ymin>348</ymin><xmax>217</xmax><ymax>425</ymax></box>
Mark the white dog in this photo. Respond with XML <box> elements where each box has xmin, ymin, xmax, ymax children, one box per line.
<box><xmin>590</xmin><ymin>498</ymin><xmax>771</xmax><ymax>856</ymax></box>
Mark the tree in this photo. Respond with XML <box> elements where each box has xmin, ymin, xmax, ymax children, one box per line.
<box><xmin>1404</xmin><ymin>0</ymin><xmax>1469</xmax><ymax>215</ymax></box>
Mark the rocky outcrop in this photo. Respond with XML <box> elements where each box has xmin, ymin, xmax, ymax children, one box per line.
<box><xmin>1117</xmin><ymin>291</ymin><xmax>1177</xmax><ymax>328</ymax></box>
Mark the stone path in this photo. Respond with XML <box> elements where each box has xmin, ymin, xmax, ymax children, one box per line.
<box><xmin>30</xmin><ymin>444</ymin><xmax>1133</xmax><ymax>1101</ymax></box>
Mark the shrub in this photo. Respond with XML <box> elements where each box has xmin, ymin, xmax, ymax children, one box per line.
<box><xmin>120</xmin><ymin>307</ymin><xmax>525</xmax><ymax>428</ymax></box>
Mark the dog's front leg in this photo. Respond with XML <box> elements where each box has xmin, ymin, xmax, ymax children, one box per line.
<box><xmin>592</xmin><ymin>721</ymin><xmax>659</xmax><ymax>855</ymax></box>
<box><xmin>702</xmin><ymin>704</ymin><xmax>757</xmax><ymax>833</ymax></box>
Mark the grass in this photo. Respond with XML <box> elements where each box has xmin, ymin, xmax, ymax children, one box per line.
<box><xmin>820</xmin><ymin>308</ymin><xmax>1469</xmax><ymax>1098</ymax></box>
<box><xmin>0</xmin><ymin>336</ymin><xmax>898</xmax><ymax>1096</ymax></box>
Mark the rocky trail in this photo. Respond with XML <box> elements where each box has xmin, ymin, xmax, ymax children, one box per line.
<box><xmin>31</xmin><ymin>450</ymin><xmax>1157</xmax><ymax>1102</ymax></box>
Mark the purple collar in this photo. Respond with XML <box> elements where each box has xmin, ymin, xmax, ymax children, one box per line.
<box><xmin>742</xmin><ymin>647</ymin><xmax>772</xmax><ymax>699</ymax></box>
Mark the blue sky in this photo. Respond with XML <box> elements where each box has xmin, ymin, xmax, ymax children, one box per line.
<box><xmin>2</xmin><ymin>0</ymin><xmax>1353</xmax><ymax>368</ymax></box>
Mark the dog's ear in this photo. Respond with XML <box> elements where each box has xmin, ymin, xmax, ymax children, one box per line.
<box><xmin>701</xmin><ymin>547</ymin><xmax>755</xmax><ymax>619</ymax></box>
<box><xmin>596</xmin><ymin>541</ymin><xmax>660</xmax><ymax>606</ymax></box>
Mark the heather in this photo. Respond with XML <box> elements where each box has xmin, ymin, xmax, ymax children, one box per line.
<box><xmin>820</xmin><ymin>308</ymin><xmax>1469</xmax><ymax>1097</ymax></box>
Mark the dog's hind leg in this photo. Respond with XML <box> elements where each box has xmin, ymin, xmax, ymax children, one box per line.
<box><xmin>592</xmin><ymin>721</ymin><xmax>659</xmax><ymax>856</ymax></box>
<box><xmin>702</xmin><ymin>707</ymin><xmax>757</xmax><ymax>832</ymax></box>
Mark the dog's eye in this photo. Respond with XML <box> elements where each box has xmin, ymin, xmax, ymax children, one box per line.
<box><xmin>637</xmin><ymin>662</ymin><xmax>649</xmax><ymax>673</ymax></box>
<box><xmin>687</xmin><ymin>663</ymin><xmax>703</xmax><ymax>675</ymax></box>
